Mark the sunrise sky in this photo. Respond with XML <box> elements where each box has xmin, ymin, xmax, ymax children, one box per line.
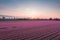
<box><xmin>0</xmin><ymin>0</ymin><xmax>60</xmax><ymax>18</ymax></box>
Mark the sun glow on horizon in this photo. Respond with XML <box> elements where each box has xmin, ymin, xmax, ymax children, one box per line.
<box><xmin>24</xmin><ymin>8</ymin><xmax>38</xmax><ymax>18</ymax></box>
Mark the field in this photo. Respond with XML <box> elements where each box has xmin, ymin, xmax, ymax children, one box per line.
<box><xmin>0</xmin><ymin>21</ymin><xmax>60</xmax><ymax>40</ymax></box>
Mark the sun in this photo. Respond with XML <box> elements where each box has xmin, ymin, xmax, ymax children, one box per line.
<box><xmin>25</xmin><ymin>8</ymin><xmax>35</xmax><ymax>14</ymax></box>
<box><xmin>24</xmin><ymin>8</ymin><xmax>38</xmax><ymax>18</ymax></box>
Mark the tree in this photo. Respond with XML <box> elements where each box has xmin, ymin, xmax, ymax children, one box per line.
<box><xmin>49</xmin><ymin>18</ymin><xmax>52</xmax><ymax>20</ymax></box>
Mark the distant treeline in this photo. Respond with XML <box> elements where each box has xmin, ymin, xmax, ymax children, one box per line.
<box><xmin>0</xmin><ymin>16</ymin><xmax>60</xmax><ymax>21</ymax></box>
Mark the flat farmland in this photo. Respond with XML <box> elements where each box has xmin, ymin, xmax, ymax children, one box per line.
<box><xmin>0</xmin><ymin>21</ymin><xmax>60</xmax><ymax>40</ymax></box>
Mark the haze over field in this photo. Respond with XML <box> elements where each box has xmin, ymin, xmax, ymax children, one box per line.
<box><xmin>0</xmin><ymin>0</ymin><xmax>60</xmax><ymax>19</ymax></box>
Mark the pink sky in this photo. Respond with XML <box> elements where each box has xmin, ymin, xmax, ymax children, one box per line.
<box><xmin>0</xmin><ymin>0</ymin><xmax>60</xmax><ymax>18</ymax></box>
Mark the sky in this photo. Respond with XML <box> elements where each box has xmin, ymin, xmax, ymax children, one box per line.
<box><xmin>0</xmin><ymin>0</ymin><xmax>60</xmax><ymax>18</ymax></box>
